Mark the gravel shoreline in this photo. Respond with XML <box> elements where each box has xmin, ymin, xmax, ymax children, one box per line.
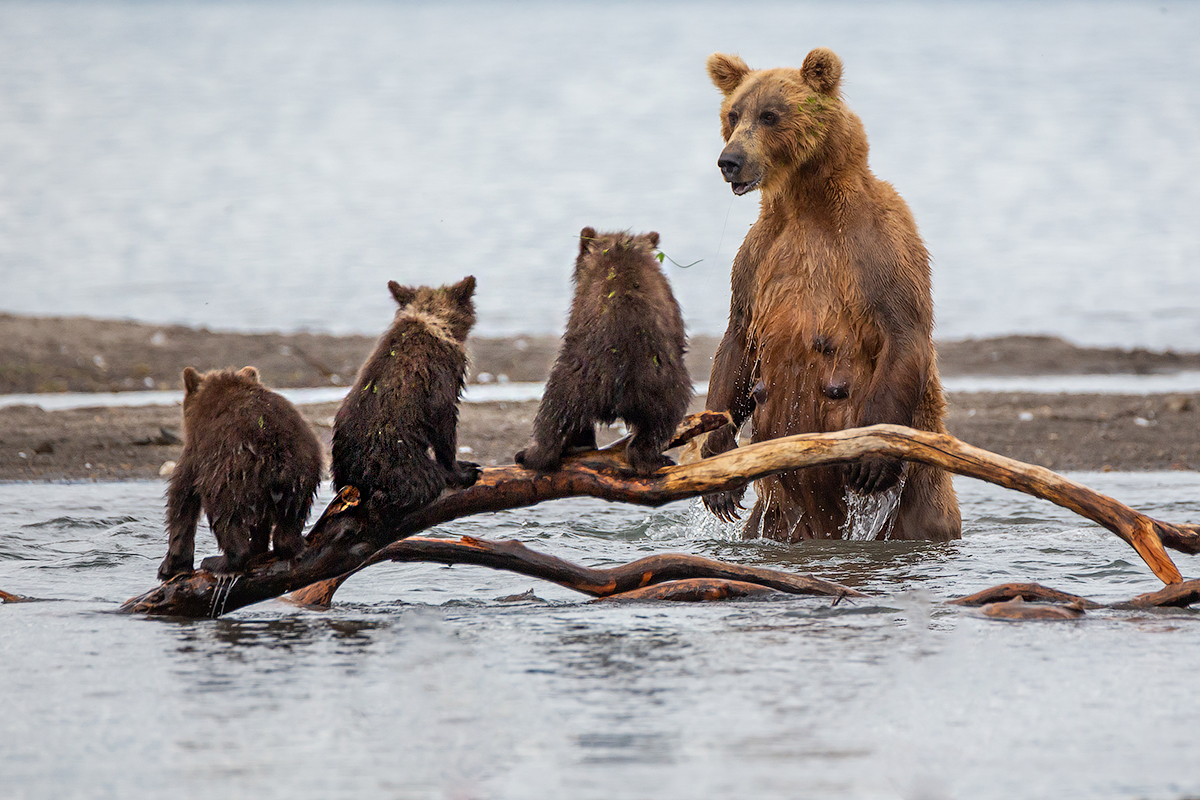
<box><xmin>1</xmin><ymin>314</ymin><xmax>1197</xmax><ymax>481</ymax></box>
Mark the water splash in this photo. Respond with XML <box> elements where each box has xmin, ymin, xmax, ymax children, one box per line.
<box><xmin>209</xmin><ymin>574</ymin><xmax>239</xmax><ymax>619</ymax></box>
<box><xmin>842</xmin><ymin>465</ymin><xmax>909</xmax><ymax>541</ymax></box>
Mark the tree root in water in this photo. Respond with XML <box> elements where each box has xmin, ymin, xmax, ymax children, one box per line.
<box><xmin>119</xmin><ymin>417</ymin><xmax>1200</xmax><ymax>618</ymax></box>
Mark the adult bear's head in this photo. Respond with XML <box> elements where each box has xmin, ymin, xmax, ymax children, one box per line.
<box><xmin>707</xmin><ymin>48</ymin><xmax>863</xmax><ymax>201</ymax></box>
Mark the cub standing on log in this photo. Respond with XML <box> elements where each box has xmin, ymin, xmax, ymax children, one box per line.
<box><xmin>516</xmin><ymin>227</ymin><xmax>690</xmax><ymax>474</ymax></box>
<box><xmin>158</xmin><ymin>366</ymin><xmax>323</xmax><ymax>580</ymax></box>
<box><xmin>700</xmin><ymin>48</ymin><xmax>961</xmax><ymax>542</ymax></box>
<box><xmin>332</xmin><ymin>276</ymin><xmax>481</xmax><ymax>523</ymax></box>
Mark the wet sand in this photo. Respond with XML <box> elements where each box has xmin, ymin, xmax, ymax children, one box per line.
<box><xmin>1</xmin><ymin>313</ymin><xmax>1197</xmax><ymax>481</ymax></box>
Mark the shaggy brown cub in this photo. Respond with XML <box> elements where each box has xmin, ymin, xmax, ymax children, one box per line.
<box><xmin>331</xmin><ymin>276</ymin><xmax>480</xmax><ymax>522</ymax></box>
<box><xmin>517</xmin><ymin>227</ymin><xmax>690</xmax><ymax>474</ymax></box>
<box><xmin>159</xmin><ymin>366</ymin><xmax>322</xmax><ymax>580</ymax></box>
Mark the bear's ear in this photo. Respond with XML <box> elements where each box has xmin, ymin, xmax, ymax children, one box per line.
<box><xmin>579</xmin><ymin>226</ymin><xmax>598</xmax><ymax>255</ymax></box>
<box><xmin>801</xmin><ymin>47</ymin><xmax>842</xmax><ymax>96</ymax></box>
<box><xmin>708</xmin><ymin>53</ymin><xmax>750</xmax><ymax>96</ymax></box>
<box><xmin>645</xmin><ymin>231</ymin><xmax>660</xmax><ymax>249</ymax></box>
<box><xmin>447</xmin><ymin>275</ymin><xmax>476</xmax><ymax>306</ymax></box>
<box><xmin>388</xmin><ymin>280</ymin><xmax>417</xmax><ymax>307</ymax></box>
<box><xmin>182</xmin><ymin>367</ymin><xmax>201</xmax><ymax>395</ymax></box>
<box><xmin>236</xmin><ymin>365</ymin><xmax>260</xmax><ymax>383</ymax></box>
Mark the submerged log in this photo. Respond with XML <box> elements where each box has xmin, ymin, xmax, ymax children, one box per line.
<box><xmin>978</xmin><ymin>596</ymin><xmax>1088</xmax><ymax>621</ymax></box>
<box><xmin>285</xmin><ymin>534</ymin><xmax>862</xmax><ymax>608</ymax></box>
<box><xmin>950</xmin><ymin>583</ymin><xmax>1103</xmax><ymax>609</ymax></box>
<box><xmin>121</xmin><ymin>420</ymin><xmax>1199</xmax><ymax>618</ymax></box>
<box><xmin>598</xmin><ymin>578</ymin><xmax>782</xmax><ymax>602</ymax></box>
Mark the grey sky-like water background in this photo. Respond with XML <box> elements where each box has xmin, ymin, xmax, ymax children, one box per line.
<box><xmin>4</xmin><ymin>3</ymin><xmax>1200</xmax><ymax>799</ymax></box>
<box><xmin>1</xmin><ymin>0</ymin><xmax>1198</xmax><ymax>348</ymax></box>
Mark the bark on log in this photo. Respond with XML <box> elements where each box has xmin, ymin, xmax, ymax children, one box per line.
<box><xmin>285</xmin><ymin>534</ymin><xmax>862</xmax><ymax>608</ymax></box>
<box><xmin>1112</xmin><ymin>578</ymin><xmax>1200</xmax><ymax>609</ymax></box>
<box><xmin>121</xmin><ymin>422</ymin><xmax>1200</xmax><ymax>618</ymax></box>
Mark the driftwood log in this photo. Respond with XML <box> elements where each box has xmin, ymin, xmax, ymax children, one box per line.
<box><xmin>950</xmin><ymin>579</ymin><xmax>1200</xmax><ymax>614</ymax></box>
<box><xmin>120</xmin><ymin>417</ymin><xmax>1200</xmax><ymax>618</ymax></box>
<box><xmin>285</xmin><ymin>534</ymin><xmax>863</xmax><ymax>608</ymax></box>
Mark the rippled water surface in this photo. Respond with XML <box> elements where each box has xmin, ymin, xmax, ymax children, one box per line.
<box><xmin>3</xmin><ymin>474</ymin><xmax>1200</xmax><ymax>799</ymax></box>
<box><xmin>1</xmin><ymin>1</ymin><xmax>1198</xmax><ymax>348</ymax></box>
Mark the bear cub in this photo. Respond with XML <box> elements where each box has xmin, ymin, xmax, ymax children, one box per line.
<box><xmin>331</xmin><ymin>276</ymin><xmax>481</xmax><ymax>522</ymax></box>
<box><xmin>159</xmin><ymin>366</ymin><xmax>323</xmax><ymax>580</ymax></box>
<box><xmin>516</xmin><ymin>227</ymin><xmax>690</xmax><ymax>474</ymax></box>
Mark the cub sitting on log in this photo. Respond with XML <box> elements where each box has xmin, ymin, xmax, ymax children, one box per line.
<box><xmin>158</xmin><ymin>366</ymin><xmax>323</xmax><ymax>580</ymax></box>
<box><xmin>516</xmin><ymin>227</ymin><xmax>690</xmax><ymax>474</ymax></box>
<box><xmin>332</xmin><ymin>276</ymin><xmax>481</xmax><ymax>523</ymax></box>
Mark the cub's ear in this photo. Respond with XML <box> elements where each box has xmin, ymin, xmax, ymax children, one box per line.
<box><xmin>801</xmin><ymin>47</ymin><xmax>843</xmax><ymax>96</ymax></box>
<box><xmin>645</xmin><ymin>231</ymin><xmax>660</xmax><ymax>249</ymax></box>
<box><xmin>447</xmin><ymin>275</ymin><xmax>476</xmax><ymax>305</ymax></box>
<box><xmin>182</xmin><ymin>367</ymin><xmax>202</xmax><ymax>395</ymax></box>
<box><xmin>236</xmin><ymin>365</ymin><xmax>260</xmax><ymax>382</ymax></box>
<box><xmin>707</xmin><ymin>53</ymin><xmax>750</xmax><ymax>96</ymax></box>
<box><xmin>579</xmin><ymin>226</ymin><xmax>598</xmax><ymax>255</ymax></box>
<box><xmin>388</xmin><ymin>280</ymin><xmax>417</xmax><ymax>307</ymax></box>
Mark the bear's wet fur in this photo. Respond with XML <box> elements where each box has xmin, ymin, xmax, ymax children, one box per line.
<box><xmin>701</xmin><ymin>48</ymin><xmax>961</xmax><ymax>542</ymax></box>
<box><xmin>516</xmin><ymin>227</ymin><xmax>690</xmax><ymax>474</ymax></box>
<box><xmin>158</xmin><ymin>366</ymin><xmax>322</xmax><ymax>580</ymax></box>
<box><xmin>331</xmin><ymin>276</ymin><xmax>480</xmax><ymax>524</ymax></box>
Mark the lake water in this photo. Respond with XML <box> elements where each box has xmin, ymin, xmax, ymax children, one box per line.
<box><xmin>3</xmin><ymin>473</ymin><xmax>1200</xmax><ymax>799</ymax></box>
<box><xmin>1</xmin><ymin>1</ymin><xmax>1198</xmax><ymax>349</ymax></box>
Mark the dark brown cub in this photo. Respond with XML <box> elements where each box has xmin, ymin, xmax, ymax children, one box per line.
<box><xmin>331</xmin><ymin>276</ymin><xmax>480</xmax><ymax>523</ymax></box>
<box><xmin>158</xmin><ymin>366</ymin><xmax>322</xmax><ymax>580</ymax></box>
<box><xmin>516</xmin><ymin>227</ymin><xmax>690</xmax><ymax>474</ymax></box>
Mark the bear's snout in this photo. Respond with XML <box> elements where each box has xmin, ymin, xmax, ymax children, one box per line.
<box><xmin>718</xmin><ymin>149</ymin><xmax>744</xmax><ymax>182</ymax></box>
<box><xmin>718</xmin><ymin>145</ymin><xmax>762</xmax><ymax>195</ymax></box>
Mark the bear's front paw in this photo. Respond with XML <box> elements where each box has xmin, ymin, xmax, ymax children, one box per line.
<box><xmin>845</xmin><ymin>457</ymin><xmax>904</xmax><ymax>494</ymax></box>
<box><xmin>700</xmin><ymin>424</ymin><xmax>738</xmax><ymax>460</ymax></box>
<box><xmin>702</xmin><ymin>483</ymin><xmax>747</xmax><ymax>523</ymax></box>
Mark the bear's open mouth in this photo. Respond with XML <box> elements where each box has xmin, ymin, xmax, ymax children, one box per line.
<box><xmin>731</xmin><ymin>175</ymin><xmax>762</xmax><ymax>196</ymax></box>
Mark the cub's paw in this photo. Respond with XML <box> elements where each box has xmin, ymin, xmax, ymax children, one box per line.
<box><xmin>271</xmin><ymin>537</ymin><xmax>307</xmax><ymax>562</ymax></box>
<box><xmin>157</xmin><ymin>555</ymin><xmax>194</xmax><ymax>582</ymax></box>
<box><xmin>702</xmin><ymin>483</ymin><xmax>747</xmax><ymax>523</ymax></box>
<box><xmin>626</xmin><ymin>451</ymin><xmax>676</xmax><ymax>476</ymax></box>
<box><xmin>515</xmin><ymin>445</ymin><xmax>561</xmax><ymax>473</ymax></box>
<box><xmin>452</xmin><ymin>460</ymin><xmax>482</xmax><ymax>488</ymax></box>
<box><xmin>845</xmin><ymin>457</ymin><xmax>904</xmax><ymax>494</ymax></box>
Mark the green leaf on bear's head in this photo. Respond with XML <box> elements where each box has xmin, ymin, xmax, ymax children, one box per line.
<box><xmin>655</xmin><ymin>252</ymin><xmax>666</xmax><ymax>263</ymax></box>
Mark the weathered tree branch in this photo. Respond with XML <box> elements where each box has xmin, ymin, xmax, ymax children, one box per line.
<box><xmin>120</xmin><ymin>421</ymin><xmax>1199</xmax><ymax>618</ymax></box>
<box><xmin>285</xmin><ymin>534</ymin><xmax>862</xmax><ymax>608</ymax></box>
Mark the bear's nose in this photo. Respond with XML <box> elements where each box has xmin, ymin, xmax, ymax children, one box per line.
<box><xmin>718</xmin><ymin>152</ymin><xmax>743</xmax><ymax>181</ymax></box>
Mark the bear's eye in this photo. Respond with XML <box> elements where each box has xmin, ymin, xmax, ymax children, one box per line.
<box><xmin>727</xmin><ymin>111</ymin><xmax>740</xmax><ymax>127</ymax></box>
<box><xmin>760</xmin><ymin>110</ymin><xmax>779</xmax><ymax>126</ymax></box>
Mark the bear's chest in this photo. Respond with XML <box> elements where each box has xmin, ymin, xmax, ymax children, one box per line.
<box><xmin>748</xmin><ymin>223</ymin><xmax>864</xmax><ymax>336</ymax></box>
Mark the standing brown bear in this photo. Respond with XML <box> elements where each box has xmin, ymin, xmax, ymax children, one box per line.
<box><xmin>331</xmin><ymin>276</ymin><xmax>480</xmax><ymax>523</ymax></box>
<box><xmin>159</xmin><ymin>366</ymin><xmax>323</xmax><ymax>580</ymax></box>
<box><xmin>700</xmin><ymin>48</ymin><xmax>961</xmax><ymax>542</ymax></box>
<box><xmin>516</xmin><ymin>228</ymin><xmax>690</xmax><ymax>474</ymax></box>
